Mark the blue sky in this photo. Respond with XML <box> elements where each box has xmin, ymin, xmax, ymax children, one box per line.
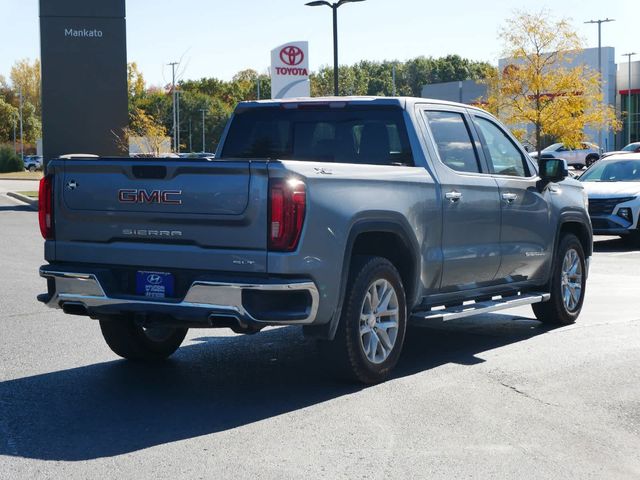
<box><xmin>1</xmin><ymin>0</ymin><xmax>637</xmax><ymax>86</ymax></box>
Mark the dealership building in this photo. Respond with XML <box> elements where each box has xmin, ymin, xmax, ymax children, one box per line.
<box><xmin>422</xmin><ymin>47</ymin><xmax>640</xmax><ymax>151</ymax></box>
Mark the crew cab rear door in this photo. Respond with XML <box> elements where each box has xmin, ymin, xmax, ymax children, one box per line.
<box><xmin>419</xmin><ymin>106</ymin><xmax>501</xmax><ymax>292</ymax></box>
<box><xmin>469</xmin><ymin>113</ymin><xmax>553</xmax><ymax>285</ymax></box>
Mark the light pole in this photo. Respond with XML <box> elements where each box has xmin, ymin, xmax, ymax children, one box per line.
<box><xmin>305</xmin><ymin>0</ymin><xmax>366</xmax><ymax>96</ymax></box>
<box><xmin>200</xmin><ymin>108</ymin><xmax>207</xmax><ymax>152</ymax></box>
<box><xmin>18</xmin><ymin>86</ymin><xmax>24</xmax><ymax>161</ymax></box>
<box><xmin>168</xmin><ymin>61</ymin><xmax>179</xmax><ymax>152</ymax></box>
<box><xmin>584</xmin><ymin>18</ymin><xmax>614</xmax><ymax>151</ymax></box>
<box><xmin>623</xmin><ymin>52</ymin><xmax>637</xmax><ymax>145</ymax></box>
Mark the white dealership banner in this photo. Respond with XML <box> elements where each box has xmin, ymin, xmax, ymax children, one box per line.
<box><xmin>271</xmin><ymin>41</ymin><xmax>310</xmax><ymax>99</ymax></box>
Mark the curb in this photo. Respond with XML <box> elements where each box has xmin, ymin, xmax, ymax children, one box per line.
<box><xmin>0</xmin><ymin>176</ymin><xmax>43</xmax><ymax>181</ymax></box>
<box><xmin>6</xmin><ymin>191</ymin><xmax>38</xmax><ymax>210</ymax></box>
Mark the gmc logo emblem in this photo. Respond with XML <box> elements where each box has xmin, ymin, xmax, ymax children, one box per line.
<box><xmin>118</xmin><ymin>189</ymin><xmax>183</xmax><ymax>205</ymax></box>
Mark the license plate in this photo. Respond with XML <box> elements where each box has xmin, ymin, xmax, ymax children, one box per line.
<box><xmin>136</xmin><ymin>271</ymin><xmax>174</xmax><ymax>298</ymax></box>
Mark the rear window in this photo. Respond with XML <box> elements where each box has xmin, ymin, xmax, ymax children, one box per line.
<box><xmin>221</xmin><ymin>106</ymin><xmax>414</xmax><ymax>166</ymax></box>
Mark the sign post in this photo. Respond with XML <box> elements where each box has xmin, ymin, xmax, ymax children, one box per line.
<box><xmin>271</xmin><ymin>42</ymin><xmax>310</xmax><ymax>99</ymax></box>
<box><xmin>40</xmin><ymin>0</ymin><xmax>128</xmax><ymax>164</ymax></box>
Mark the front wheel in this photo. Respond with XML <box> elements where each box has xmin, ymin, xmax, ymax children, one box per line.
<box><xmin>321</xmin><ymin>256</ymin><xmax>407</xmax><ymax>384</ymax></box>
<box><xmin>532</xmin><ymin>234</ymin><xmax>586</xmax><ymax>325</ymax></box>
<box><xmin>99</xmin><ymin>317</ymin><xmax>188</xmax><ymax>361</ymax></box>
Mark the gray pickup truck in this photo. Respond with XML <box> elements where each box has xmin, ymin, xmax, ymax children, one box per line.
<box><xmin>38</xmin><ymin>97</ymin><xmax>592</xmax><ymax>383</ymax></box>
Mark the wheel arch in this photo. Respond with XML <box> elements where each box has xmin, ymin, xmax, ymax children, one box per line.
<box><xmin>304</xmin><ymin>214</ymin><xmax>422</xmax><ymax>341</ymax></box>
<box><xmin>558</xmin><ymin>218</ymin><xmax>593</xmax><ymax>258</ymax></box>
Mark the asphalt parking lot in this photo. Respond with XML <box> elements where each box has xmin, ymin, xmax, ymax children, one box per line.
<box><xmin>1</xmin><ymin>182</ymin><xmax>639</xmax><ymax>479</ymax></box>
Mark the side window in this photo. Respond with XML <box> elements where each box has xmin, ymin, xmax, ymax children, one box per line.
<box><xmin>473</xmin><ymin>116</ymin><xmax>529</xmax><ymax>177</ymax></box>
<box><xmin>424</xmin><ymin>111</ymin><xmax>481</xmax><ymax>173</ymax></box>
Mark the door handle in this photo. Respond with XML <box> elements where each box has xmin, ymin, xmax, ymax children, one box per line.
<box><xmin>502</xmin><ymin>193</ymin><xmax>518</xmax><ymax>203</ymax></box>
<box><xmin>445</xmin><ymin>191</ymin><xmax>462</xmax><ymax>202</ymax></box>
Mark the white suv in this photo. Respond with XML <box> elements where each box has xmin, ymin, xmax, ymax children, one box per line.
<box><xmin>531</xmin><ymin>142</ymin><xmax>600</xmax><ymax>169</ymax></box>
<box><xmin>580</xmin><ymin>154</ymin><xmax>640</xmax><ymax>241</ymax></box>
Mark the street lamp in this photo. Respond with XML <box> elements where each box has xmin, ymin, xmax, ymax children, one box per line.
<box><xmin>584</xmin><ymin>18</ymin><xmax>614</xmax><ymax>151</ymax></box>
<box><xmin>623</xmin><ymin>52</ymin><xmax>637</xmax><ymax>145</ymax></box>
<box><xmin>305</xmin><ymin>0</ymin><xmax>366</xmax><ymax>96</ymax></box>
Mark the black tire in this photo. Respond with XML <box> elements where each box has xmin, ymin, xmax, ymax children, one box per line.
<box><xmin>320</xmin><ymin>255</ymin><xmax>407</xmax><ymax>384</ymax></box>
<box><xmin>99</xmin><ymin>317</ymin><xmax>188</xmax><ymax>361</ymax></box>
<box><xmin>573</xmin><ymin>164</ymin><xmax>584</xmax><ymax>170</ymax></box>
<box><xmin>28</xmin><ymin>165</ymin><xmax>36</xmax><ymax>172</ymax></box>
<box><xmin>532</xmin><ymin>233</ymin><xmax>586</xmax><ymax>325</ymax></box>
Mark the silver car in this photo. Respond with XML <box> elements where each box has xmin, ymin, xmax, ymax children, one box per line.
<box><xmin>530</xmin><ymin>142</ymin><xmax>600</xmax><ymax>169</ymax></box>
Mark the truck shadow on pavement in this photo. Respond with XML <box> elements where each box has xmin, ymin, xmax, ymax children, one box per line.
<box><xmin>0</xmin><ymin>204</ymin><xmax>36</xmax><ymax>213</ymax></box>
<box><xmin>593</xmin><ymin>237</ymin><xmax>640</xmax><ymax>253</ymax></box>
<box><xmin>0</xmin><ymin>314</ymin><xmax>555</xmax><ymax>461</ymax></box>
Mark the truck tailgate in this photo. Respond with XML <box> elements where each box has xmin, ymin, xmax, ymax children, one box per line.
<box><xmin>50</xmin><ymin>158</ymin><xmax>268</xmax><ymax>273</ymax></box>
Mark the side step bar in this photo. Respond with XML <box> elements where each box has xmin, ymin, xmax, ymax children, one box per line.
<box><xmin>410</xmin><ymin>292</ymin><xmax>550</xmax><ymax>325</ymax></box>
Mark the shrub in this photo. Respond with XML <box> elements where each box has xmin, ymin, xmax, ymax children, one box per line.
<box><xmin>0</xmin><ymin>146</ymin><xmax>23</xmax><ymax>173</ymax></box>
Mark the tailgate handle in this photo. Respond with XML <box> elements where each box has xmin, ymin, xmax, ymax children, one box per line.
<box><xmin>132</xmin><ymin>165</ymin><xmax>167</xmax><ymax>179</ymax></box>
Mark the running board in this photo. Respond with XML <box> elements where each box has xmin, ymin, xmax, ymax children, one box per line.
<box><xmin>410</xmin><ymin>292</ymin><xmax>550</xmax><ymax>324</ymax></box>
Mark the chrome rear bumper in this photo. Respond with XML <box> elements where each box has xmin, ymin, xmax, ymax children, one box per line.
<box><xmin>39</xmin><ymin>268</ymin><xmax>319</xmax><ymax>326</ymax></box>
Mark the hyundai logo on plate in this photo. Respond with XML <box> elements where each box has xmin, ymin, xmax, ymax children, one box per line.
<box><xmin>146</xmin><ymin>274</ymin><xmax>163</xmax><ymax>285</ymax></box>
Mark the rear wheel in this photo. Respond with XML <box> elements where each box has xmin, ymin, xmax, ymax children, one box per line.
<box><xmin>532</xmin><ymin>234</ymin><xmax>586</xmax><ymax>325</ymax></box>
<box><xmin>99</xmin><ymin>317</ymin><xmax>188</xmax><ymax>361</ymax></box>
<box><xmin>321</xmin><ymin>256</ymin><xmax>407</xmax><ymax>384</ymax></box>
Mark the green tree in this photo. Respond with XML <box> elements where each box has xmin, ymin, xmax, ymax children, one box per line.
<box><xmin>0</xmin><ymin>97</ymin><xmax>19</xmax><ymax>144</ymax></box>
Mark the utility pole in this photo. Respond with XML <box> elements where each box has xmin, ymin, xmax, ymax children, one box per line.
<box><xmin>18</xmin><ymin>86</ymin><xmax>24</xmax><ymax>161</ymax></box>
<box><xmin>392</xmin><ymin>64</ymin><xmax>396</xmax><ymax>96</ymax></box>
<box><xmin>13</xmin><ymin>120</ymin><xmax>17</xmax><ymax>154</ymax></box>
<box><xmin>200</xmin><ymin>108</ymin><xmax>207</xmax><ymax>152</ymax></box>
<box><xmin>623</xmin><ymin>52</ymin><xmax>637</xmax><ymax>145</ymax></box>
<box><xmin>168</xmin><ymin>61</ymin><xmax>179</xmax><ymax>152</ymax></box>
<box><xmin>585</xmin><ymin>18</ymin><xmax>615</xmax><ymax>151</ymax></box>
<box><xmin>176</xmin><ymin>90</ymin><xmax>181</xmax><ymax>153</ymax></box>
<box><xmin>189</xmin><ymin>118</ymin><xmax>192</xmax><ymax>152</ymax></box>
<box><xmin>257</xmin><ymin>77</ymin><xmax>261</xmax><ymax>100</ymax></box>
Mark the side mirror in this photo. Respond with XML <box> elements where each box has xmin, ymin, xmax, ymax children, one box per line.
<box><xmin>539</xmin><ymin>157</ymin><xmax>569</xmax><ymax>183</ymax></box>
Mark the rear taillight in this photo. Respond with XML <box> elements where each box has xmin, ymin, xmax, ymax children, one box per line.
<box><xmin>268</xmin><ymin>178</ymin><xmax>306</xmax><ymax>252</ymax></box>
<box><xmin>38</xmin><ymin>175</ymin><xmax>54</xmax><ymax>239</ymax></box>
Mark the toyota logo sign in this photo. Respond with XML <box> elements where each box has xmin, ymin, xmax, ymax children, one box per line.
<box><xmin>280</xmin><ymin>46</ymin><xmax>304</xmax><ymax>66</ymax></box>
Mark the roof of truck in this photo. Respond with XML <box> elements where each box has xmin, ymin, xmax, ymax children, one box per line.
<box><xmin>236</xmin><ymin>96</ymin><xmax>488</xmax><ymax>114</ymax></box>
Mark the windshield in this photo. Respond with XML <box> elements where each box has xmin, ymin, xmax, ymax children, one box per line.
<box><xmin>221</xmin><ymin>105</ymin><xmax>414</xmax><ymax>166</ymax></box>
<box><xmin>580</xmin><ymin>160</ymin><xmax>640</xmax><ymax>182</ymax></box>
<box><xmin>622</xmin><ymin>143</ymin><xmax>640</xmax><ymax>152</ymax></box>
<box><xmin>542</xmin><ymin>143</ymin><xmax>563</xmax><ymax>152</ymax></box>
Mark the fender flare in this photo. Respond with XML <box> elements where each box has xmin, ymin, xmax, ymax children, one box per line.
<box><xmin>320</xmin><ymin>213</ymin><xmax>422</xmax><ymax>340</ymax></box>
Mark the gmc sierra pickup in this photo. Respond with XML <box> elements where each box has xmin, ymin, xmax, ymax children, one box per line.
<box><xmin>38</xmin><ymin>97</ymin><xmax>592</xmax><ymax>383</ymax></box>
